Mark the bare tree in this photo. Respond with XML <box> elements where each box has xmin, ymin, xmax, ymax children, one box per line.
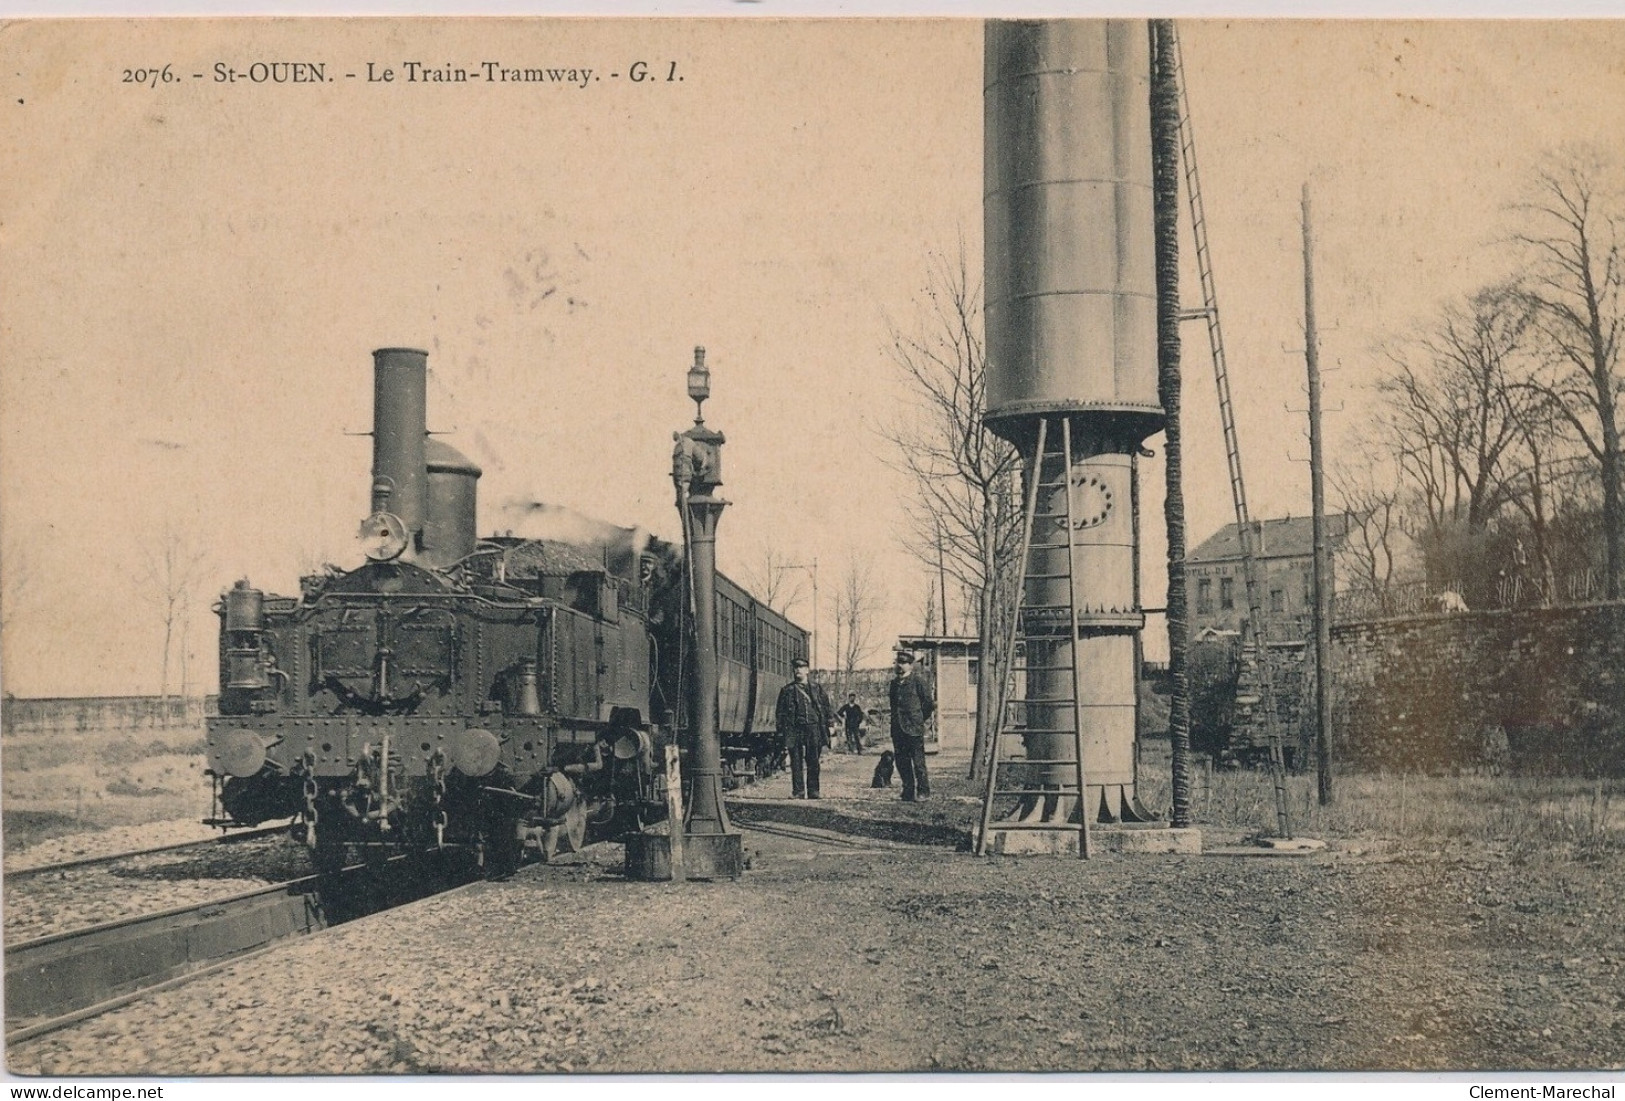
<box><xmin>832</xmin><ymin>554</ymin><xmax>885</xmax><ymax>696</ymax></box>
<box><xmin>1367</xmin><ymin>282</ymin><xmax>1582</xmax><ymax>605</ymax></box>
<box><xmin>739</xmin><ymin>543</ymin><xmax>806</xmax><ymax>617</ymax></box>
<box><xmin>880</xmin><ymin>245</ymin><xmax>1024</xmax><ymax>778</ymax></box>
<box><xmin>1502</xmin><ymin>385</ymin><xmax>1594</xmax><ymax>602</ymax></box>
<box><xmin>1376</xmin><ymin>284</ymin><xmax>1540</xmax><ymax>535</ymax></box>
<box><xmin>1510</xmin><ymin>151</ymin><xmax>1625</xmax><ymax>598</ymax></box>
<box><xmin>952</xmin><ymin>582</ymin><xmax>978</xmax><ymax>636</ymax></box>
<box><xmin>1331</xmin><ymin>451</ymin><xmax>1407</xmax><ymax>614</ymax></box>
<box><xmin>140</xmin><ymin>525</ymin><xmax>211</xmax><ymax>702</ymax></box>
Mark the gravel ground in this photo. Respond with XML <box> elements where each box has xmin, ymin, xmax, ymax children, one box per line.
<box><xmin>3</xmin><ymin>820</ymin><xmax>255</xmax><ymax>873</ymax></box>
<box><xmin>8</xmin><ymin>752</ymin><xmax>1623</xmax><ymax>1075</ymax></box>
<box><xmin>3</xmin><ymin>835</ymin><xmax>314</xmax><ymax>942</ymax></box>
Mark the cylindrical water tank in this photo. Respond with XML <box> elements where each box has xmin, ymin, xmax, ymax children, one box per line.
<box><xmin>983</xmin><ymin>20</ymin><xmax>1162</xmax><ymax>445</ymax></box>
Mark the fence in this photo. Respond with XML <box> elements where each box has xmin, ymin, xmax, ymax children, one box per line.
<box><xmin>1333</xmin><ymin>568</ymin><xmax>1607</xmax><ymax>622</ymax></box>
<box><xmin>2</xmin><ymin>696</ymin><xmax>214</xmax><ymax>736</ymax></box>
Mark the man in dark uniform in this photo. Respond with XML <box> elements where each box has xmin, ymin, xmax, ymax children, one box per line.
<box><xmin>775</xmin><ymin>658</ymin><xmax>832</xmax><ymax>799</ymax></box>
<box><xmin>836</xmin><ymin>693</ymin><xmax>866</xmax><ymax>754</ymax></box>
<box><xmin>888</xmin><ymin>650</ymin><xmax>934</xmax><ymax>801</ymax></box>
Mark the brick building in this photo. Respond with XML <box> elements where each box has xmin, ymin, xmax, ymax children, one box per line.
<box><xmin>1186</xmin><ymin>515</ymin><xmax>1348</xmax><ymax>766</ymax></box>
<box><xmin>1186</xmin><ymin>515</ymin><xmax>1350</xmax><ymax>641</ymax></box>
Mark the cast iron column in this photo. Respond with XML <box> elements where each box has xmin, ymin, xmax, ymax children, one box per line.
<box><xmin>670</xmin><ymin>347</ymin><xmax>743</xmax><ymax>876</ymax></box>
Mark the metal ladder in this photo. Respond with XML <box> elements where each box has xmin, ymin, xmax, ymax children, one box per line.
<box><xmin>976</xmin><ymin>417</ymin><xmax>1093</xmax><ymax>858</ymax></box>
<box><xmin>1170</xmin><ymin>25</ymin><xmax>1292</xmax><ymax>838</ymax></box>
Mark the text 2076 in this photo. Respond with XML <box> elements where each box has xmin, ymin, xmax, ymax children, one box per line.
<box><xmin>122</xmin><ymin>66</ymin><xmax>177</xmax><ymax>87</ymax></box>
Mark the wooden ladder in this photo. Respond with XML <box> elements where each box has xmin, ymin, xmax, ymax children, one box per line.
<box><xmin>977</xmin><ymin>416</ymin><xmax>1093</xmax><ymax>859</ymax></box>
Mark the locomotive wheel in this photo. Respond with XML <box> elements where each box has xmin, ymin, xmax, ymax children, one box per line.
<box><xmin>540</xmin><ymin>800</ymin><xmax>589</xmax><ymax>862</ymax></box>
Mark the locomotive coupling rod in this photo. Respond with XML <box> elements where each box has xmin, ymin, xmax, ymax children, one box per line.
<box><xmin>479</xmin><ymin>786</ymin><xmax>536</xmax><ymax>803</ymax></box>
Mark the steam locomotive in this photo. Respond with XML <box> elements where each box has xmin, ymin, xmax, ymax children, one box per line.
<box><xmin>205</xmin><ymin>347</ymin><xmax>805</xmax><ymax>876</ymax></box>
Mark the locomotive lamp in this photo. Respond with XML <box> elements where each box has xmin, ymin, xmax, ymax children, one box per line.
<box><xmin>626</xmin><ymin>346</ymin><xmax>744</xmax><ymax>881</ymax></box>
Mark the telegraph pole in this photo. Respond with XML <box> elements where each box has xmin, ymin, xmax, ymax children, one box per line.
<box><xmin>781</xmin><ymin>559</ymin><xmax>819</xmax><ymax>670</ymax></box>
<box><xmin>1304</xmin><ymin>184</ymin><xmax>1334</xmax><ymax>806</ymax></box>
<box><xmin>935</xmin><ymin>516</ymin><xmax>949</xmax><ymax>635</ymax></box>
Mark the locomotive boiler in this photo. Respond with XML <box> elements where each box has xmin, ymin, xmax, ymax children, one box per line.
<box><xmin>205</xmin><ymin>347</ymin><xmax>804</xmax><ymax>876</ymax></box>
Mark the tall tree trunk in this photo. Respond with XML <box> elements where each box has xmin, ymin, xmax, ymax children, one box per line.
<box><xmin>1582</xmin><ymin>228</ymin><xmax>1624</xmax><ymax>600</ymax></box>
<box><xmin>1598</xmin><ymin>330</ymin><xmax>1622</xmax><ymax>599</ymax></box>
<box><xmin>1151</xmin><ymin>18</ymin><xmax>1192</xmax><ymax>827</ymax></box>
<box><xmin>159</xmin><ymin>612</ymin><xmax>173</xmax><ymax>704</ymax></box>
<box><xmin>1602</xmin><ymin>443</ymin><xmax>1622</xmax><ymax>600</ymax></box>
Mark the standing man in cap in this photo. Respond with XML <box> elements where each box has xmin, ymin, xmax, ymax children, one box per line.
<box><xmin>836</xmin><ymin>693</ymin><xmax>867</xmax><ymax>755</ymax></box>
<box><xmin>888</xmin><ymin>650</ymin><xmax>935</xmax><ymax>801</ymax></box>
<box><xmin>776</xmin><ymin>657</ymin><xmax>832</xmax><ymax>799</ymax></box>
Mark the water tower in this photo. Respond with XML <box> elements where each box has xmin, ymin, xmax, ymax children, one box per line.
<box><xmin>980</xmin><ymin>20</ymin><xmax>1163</xmax><ymax>850</ymax></box>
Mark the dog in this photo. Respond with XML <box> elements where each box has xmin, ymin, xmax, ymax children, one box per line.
<box><xmin>871</xmin><ymin>750</ymin><xmax>896</xmax><ymax>789</ymax></box>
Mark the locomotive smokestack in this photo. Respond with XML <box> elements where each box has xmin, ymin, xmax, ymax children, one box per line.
<box><xmin>372</xmin><ymin>347</ymin><xmax>429</xmax><ymax>551</ymax></box>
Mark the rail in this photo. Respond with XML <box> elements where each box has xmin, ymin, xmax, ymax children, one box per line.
<box><xmin>5</xmin><ymin>824</ymin><xmax>293</xmax><ymax>882</ymax></box>
<box><xmin>5</xmin><ymin>850</ymin><xmax>477</xmax><ymax>1044</ymax></box>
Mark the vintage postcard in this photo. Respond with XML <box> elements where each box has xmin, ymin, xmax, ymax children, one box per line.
<box><xmin>2</xmin><ymin>14</ymin><xmax>1623</xmax><ymax>1083</ymax></box>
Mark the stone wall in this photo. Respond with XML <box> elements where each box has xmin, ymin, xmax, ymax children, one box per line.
<box><xmin>1329</xmin><ymin>601</ymin><xmax>1625</xmax><ymax>774</ymax></box>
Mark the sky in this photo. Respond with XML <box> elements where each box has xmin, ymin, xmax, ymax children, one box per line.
<box><xmin>3</xmin><ymin>17</ymin><xmax>1624</xmax><ymax>697</ymax></box>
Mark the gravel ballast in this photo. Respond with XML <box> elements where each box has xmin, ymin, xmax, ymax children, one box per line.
<box><xmin>7</xmin><ymin>754</ymin><xmax>1623</xmax><ymax>1073</ymax></box>
<box><xmin>4</xmin><ymin>834</ymin><xmax>314</xmax><ymax>942</ymax></box>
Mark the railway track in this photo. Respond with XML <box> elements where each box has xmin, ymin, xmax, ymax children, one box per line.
<box><xmin>736</xmin><ymin>819</ymin><xmax>932</xmax><ymax>850</ymax></box>
<box><xmin>5</xmin><ymin>827</ymin><xmax>315</xmax><ymax>945</ymax></box>
<box><xmin>726</xmin><ymin>800</ymin><xmax>972</xmax><ymax>852</ymax></box>
<box><xmin>5</xmin><ymin>812</ymin><xmax>940</xmax><ymax>1045</ymax></box>
<box><xmin>5</xmin><ymin>824</ymin><xmax>294</xmax><ymax>883</ymax></box>
<box><xmin>4</xmin><ymin>849</ymin><xmax>479</xmax><ymax>1045</ymax></box>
